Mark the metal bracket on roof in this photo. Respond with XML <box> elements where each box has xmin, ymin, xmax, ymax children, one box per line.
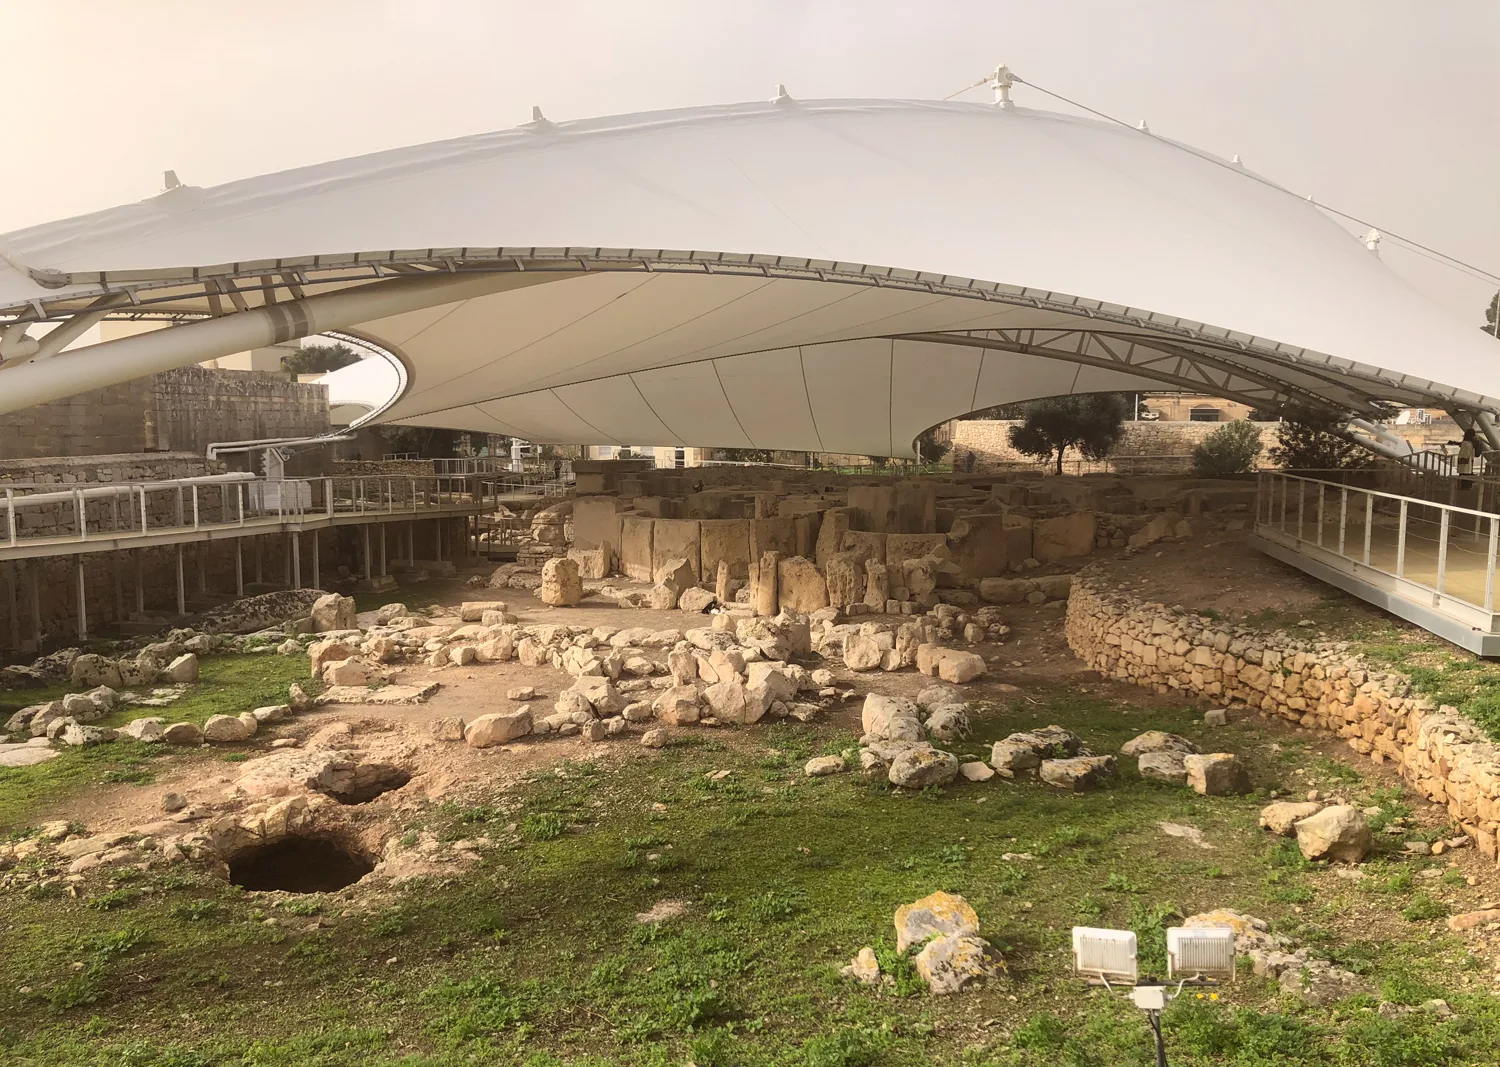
<box><xmin>772</xmin><ymin>84</ymin><xmax>795</xmax><ymax>108</ymax></box>
<box><xmin>990</xmin><ymin>64</ymin><xmax>1014</xmax><ymax>108</ymax></box>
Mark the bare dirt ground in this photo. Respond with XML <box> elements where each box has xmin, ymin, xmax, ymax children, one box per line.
<box><xmin>30</xmin><ymin>530</ymin><xmax>1442</xmax><ymax>846</ymax></box>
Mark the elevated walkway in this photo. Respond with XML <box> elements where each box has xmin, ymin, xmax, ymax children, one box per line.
<box><xmin>1252</xmin><ymin>471</ymin><xmax>1500</xmax><ymax>656</ymax></box>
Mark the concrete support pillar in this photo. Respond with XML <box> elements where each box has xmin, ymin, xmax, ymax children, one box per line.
<box><xmin>379</xmin><ymin>524</ymin><xmax>387</xmax><ymax>576</ymax></box>
<box><xmin>362</xmin><ymin>526</ymin><xmax>372</xmax><ymax>580</ymax></box>
<box><xmin>29</xmin><ymin>561</ymin><xmax>40</xmax><ymax>646</ymax></box>
<box><xmin>7</xmin><ymin>563</ymin><xmax>18</xmax><ymax>650</ymax></box>
<box><xmin>197</xmin><ymin>547</ymin><xmax>207</xmax><ymax>596</ymax></box>
<box><xmin>76</xmin><ymin>559</ymin><xmax>87</xmax><ymax>641</ymax></box>
<box><xmin>255</xmin><ymin>537</ymin><xmax>263</xmax><ymax>584</ymax></box>
<box><xmin>135</xmin><ymin>551</ymin><xmax>145</xmax><ymax>614</ymax></box>
<box><xmin>435</xmin><ymin>519</ymin><xmax>443</xmax><ymax>562</ymax></box>
<box><xmin>312</xmin><ymin>531</ymin><xmax>320</xmax><ymax>590</ymax></box>
<box><xmin>175</xmin><ymin>544</ymin><xmax>186</xmax><ymax>615</ymax></box>
<box><xmin>292</xmin><ymin>533</ymin><xmax>302</xmax><ymax>589</ymax></box>
<box><xmin>283</xmin><ymin>535</ymin><xmax>292</xmax><ymax>586</ymax></box>
<box><xmin>235</xmin><ymin>539</ymin><xmax>244</xmax><ymax>596</ymax></box>
<box><xmin>113</xmin><ymin>563</ymin><xmax>123</xmax><ymax>622</ymax></box>
<box><xmin>407</xmin><ymin>521</ymin><xmax>415</xmax><ymax>564</ymax></box>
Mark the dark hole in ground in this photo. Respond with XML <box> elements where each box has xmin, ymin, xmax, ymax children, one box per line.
<box><xmin>316</xmin><ymin>765</ymin><xmax>411</xmax><ymax>805</ymax></box>
<box><xmin>228</xmin><ymin>835</ymin><xmax>374</xmax><ymax>893</ymax></box>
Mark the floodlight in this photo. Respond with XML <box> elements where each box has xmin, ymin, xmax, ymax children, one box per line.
<box><xmin>1071</xmin><ymin>926</ymin><xmax>1138</xmax><ymax>984</ymax></box>
<box><xmin>1166</xmin><ymin>926</ymin><xmax>1236</xmax><ymax>982</ymax></box>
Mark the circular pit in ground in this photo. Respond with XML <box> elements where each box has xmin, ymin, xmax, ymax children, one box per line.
<box><xmin>228</xmin><ymin>834</ymin><xmax>375</xmax><ymax>893</ymax></box>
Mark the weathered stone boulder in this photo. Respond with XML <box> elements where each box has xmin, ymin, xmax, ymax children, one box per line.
<box><xmin>843</xmin><ymin>632</ymin><xmax>884</xmax><ymax>672</ymax></box>
<box><xmin>459</xmin><ymin>600</ymin><xmax>508</xmax><ymax>622</ymax></box>
<box><xmin>164</xmin><ymin>652</ymin><xmax>200</xmax><ymax>684</ymax></box>
<box><xmin>1183</xmin><ymin>753</ymin><xmax>1251</xmax><ymax>796</ymax></box>
<box><xmin>916</xmin><ymin>644</ymin><xmax>986</xmax><ymax>684</ymax></box>
<box><xmin>539</xmin><ymin>557</ymin><xmax>583</xmax><ymax>606</ymax></box>
<box><xmin>120</xmin><ymin>717</ymin><xmax>166</xmax><ymax>742</ymax></box>
<box><xmin>777</xmin><ymin>556</ymin><xmax>829</xmax><ymax>614</ymax></box>
<box><xmin>678</xmin><ymin>587</ymin><xmax>716</xmax><ymax>612</ymax></box>
<box><xmin>805</xmin><ymin>755</ymin><xmax>847</xmax><ymax>777</ymax></box>
<box><xmin>1039</xmin><ymin>755</ymin><xmax>1117</xmax><ymax>790</ymax></box>
<box><xmin>162</xmin><ymin>721</ymin><xmax>204</xmax><ymax>745</ymax></box>
<box><xmin>465</xmin><ymin>710</ymin><xmax>533</xmax><ymax>747</ymax></box>
<box><xmin>654</xmin><ymin>557</ymin><xmax>697</xmax><ymax>598</ymax></box>
<box><xmin>861</xmin><ymin>694</ymin><xmax>923</xmax><ymax>742</ymax></box>
<box><xmin>1121</xmin><ymin>731</ymin><xmax>1199</xmax><ymax>757</ymax></box>
<box><xmin>924</xmin><ymin>704</ymin><xmax>971</xmax><ymax>742</ymax></box>
<box><xmin>824</xmin><ymin>553</ymin><xmax>863</xmax><ymax>610</ymax></box>
<box><xmin>888</xmin><ymin>747</ymin><xmax>959</xmax><ymax>789</ymax></box>
<box><xmin>703</xmin><ymin>678</ymin><xmax>766</xmax><ymax>724</ymax></box>
<box><xmin>1137</xmin><ymin>751</ymin><xmax>1188</xmax><ymax>784</ymax></box>
<box><xmin>1259</xmin><ymin>801</ymin><xmax>1325</xmax><ymax>837</ymax></box>
<box><xmin>1294</xmin><ymin>805</ymin><xmax>1371</xmax><ymax>863</ymax></box>
<box><xmin>863</xmin><ymin>561</ymin><xmax>891</xmax><ymax>611</ymax></box>
<box><xmin>1032</xmin><ymin>512</ymin><xmax>1096</xmax><ymax>562</ymax></box>
<box><xmin>654</xmin><ymin>685</ymin><xmax>702</xmax><ymax>725</ymax></box>
<box><xmin>568</xmin><ymin>545</ymin><xmax>612</xmax><ymax>580</ymax></box>
<box><xmin>322</xmin><ymin>657</ymin><xmax>379</xmax><ymax>687</ymax></box>
<box><xmin>309</xmin><ymin>639</ymin><xmax>357</xmax><ymax>677</ymax></box>
<box><xmin>202</xmin><ymin>714</ymin><xmax>256</xmax><ymax>743</ymax></box>
<box><xmin>61</xmin><ymin>723</ymin><xmax>116</xmax><ymax>747</ymax></box>
<box><xmin>895</xmin><ymin>890</ymin><xmax>980</xmax><ymax>953</ymax></box>
<box><xmin>311</xmin><ymin>593</ymin><xmax>357</xmax><ymax>632</ymax></box>
<box><xmin>915</xmin><ymin>934</ymin><xmax>1004</xmax><ymax>995</ymax></box>
<box><xmin>69</xmin><ymin>654</ymin><xmax>122</xmax><ymax>690</ymax></box>
<box><xmin>569</xmin><ymin>676</ymin><xmax>624</xmax><ymax>717</ymax></box>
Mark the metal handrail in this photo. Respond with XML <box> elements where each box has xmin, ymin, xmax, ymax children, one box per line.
<box><xmin>0</xmin><ymin>474</ymin><xmax>498</xmax><ymax>550</ymax></box>
<box><xmin>1256</xmin><ymin>470</ymin><xmax>1500</xmax><ymax>614</ymax></box>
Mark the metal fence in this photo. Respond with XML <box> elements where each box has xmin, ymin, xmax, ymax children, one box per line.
<box><xmin>0</xmin><ymin>473</ymin><xmax>498</xmax><ymax>551</ymax></box>
<box><xmin>1256</xmin><ymin>470</ymin><xmax>1499</xmax><ymax>615</ymax></box>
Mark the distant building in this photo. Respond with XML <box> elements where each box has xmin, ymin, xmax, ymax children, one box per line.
<box><xmin>584</xmin><ymin>444</ymin><xmax>706</xmax><ymax>468</ymax></box>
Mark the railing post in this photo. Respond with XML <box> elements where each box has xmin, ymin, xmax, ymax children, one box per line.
<box><xmin>1437</xmin><ymin>509</ymin><xmax>1451</xmax><ymax>595</ymax></box>
<box><xmin>1315</xmin><ymin>483</ymin><xmax>1325</xmax><ymax>547</ymax></box>
<box><xmin>1363</xmin><ymin>492</ymin><xmax>1373</xmax><ymax>566</ymax></box>
<box><xmin>74</xmin><ymin>489</ymin><xmax>86</xmax><ymax>542</ymax></box>
<box><xmin>326</xmin><ymin>478</ymin><xmax>334</xmax><ymax>518</ymax></box>
<box><xmin>1486</xmin><ymin>516</ymin><xmax>1498</xmax><ymax>614</ymax></box>
<box><xmin>1396</xmin><ymin>499</ymin><xmax>1409</xmax><ymax>578</ymax></box>
<box><xmin>238</xmin><ymin>483</ymin><xmax>246</xmax><ymax>526</ymax></box>
<box><xmin>1296</xmin><ymin>480</ymin><xmax>1305</xmax><ymax>542</ymax></box>
<box><xmin>1279</xmin><ymin>476</ymin><xmax>1287</xmax><ymax>531</ymax></box>
<box><xmin>1338</xmin><ymin>487</ymin><xmax>1347</xmax><ymax>555</ymax></box>
<box><xmin>5</xmin><ymin>488</ymin><xmax>14</xmax><ymax>546</ymax></box>
<box><xmin>191</xmin><ymin>485</ymin><xmax>200</xmax><ymax>530</ymax></box>
<box><xmin>139</xmin><ymin>487</ymin><xmax>148</xmax><ymax>533</ymax></box>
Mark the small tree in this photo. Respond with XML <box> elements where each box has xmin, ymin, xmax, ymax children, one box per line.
<box><xmin>1484</xmin><ymin>290</ymin><xmax>1500</xmax><ymax>339</ymax></box>
<box><xmin>282</xmin><ymin>342</ymin><xmax>360</xmax><ymax>374</ymax></box>
<box><xmin>1006</xmin><ymin>394</ymin><xmax>1127</xmax><ymax>474</ymax></box>
<box><xmin>1192</xmin><ymin>419</ymin><xmax>1264</xmax><ymax>478</ymax></box>
<box><xmin>915</xmin><ymin>428</ymin><xmax>951</xmax><ymax>465</ymax></box>
<box><xmin>1269</xmin><ymin>406</ymin><xmax>1373</xmax><ymax>471</ymax></box>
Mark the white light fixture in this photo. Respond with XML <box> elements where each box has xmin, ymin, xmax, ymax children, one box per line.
<box><xmin>1071</xmin><ymin>926</ymin><xmax>1138</xmax><ymax>984</ymax></box>
<box><xmin>1167</xmin><ymin>926</ymin><xmax>1236</xmax><ymax>981</ymax></box>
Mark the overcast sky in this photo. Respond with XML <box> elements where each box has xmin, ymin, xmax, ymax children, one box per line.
<box><xmin>4</xmin><ymin>0</ymin><xmax>1496</xmax><ymax>323</ymax></box>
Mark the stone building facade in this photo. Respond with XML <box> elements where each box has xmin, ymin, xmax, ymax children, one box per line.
<box><xmin>950</xmin><ymin>420</ymin><xmax>1282</xmax><ymax>474</ymax></box>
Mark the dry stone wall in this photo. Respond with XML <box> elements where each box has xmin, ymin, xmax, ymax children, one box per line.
<box><xmin>1065</xmin><ymin>570</ymin><xmax>1500</xmax><ymax>861</ymax></box>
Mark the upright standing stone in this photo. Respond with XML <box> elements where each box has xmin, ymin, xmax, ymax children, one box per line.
<box><xmin>863</xmin><ymin>561</ymin><xmax>890</xmax><ymax>611</ymax></box>
<box><xmin>752</xmin><ymin>551</ymin><xmax>779</xmax><ymax>617</ymax></box>
<box><xmin>539</xmin><ymin>557</ymin><xmax>583</xmax><ymax>606</ymax></box>
<box><xmin>715</xmin><ymin>560</ymin><xmax>732</xmax><ymax>603</ymax></box>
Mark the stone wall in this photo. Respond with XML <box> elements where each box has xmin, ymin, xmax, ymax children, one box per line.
<box><xmin>952</xmin><ymin>420</ymin><xmax>1282</xmax><ymax>474</ymax></box>
<box><xmin>1065</xmin><ymin>571</ymin><xmax>1500</xmax><ymax>861</ymax></box>
<box><xmin>0</xmin><ymin>367</ymin><xmax>328</xmax><ymax>460</ymax></box>
<box><xmin>332</xmin><ymin>460</ymin><xmax>437</xmax><ymax>478</ymax></box>
<box><xmin>0</xmin><ymin>453</ymin><xmax>215</xmax><ymax>486</ymax></box>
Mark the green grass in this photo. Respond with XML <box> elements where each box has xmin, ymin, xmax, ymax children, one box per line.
<box><xmin>0</xmin><ymin>688</ymin><xmax>1496</xmax><ymax>1064</ymax></box>
<box><xmin>0</xmin><ymin>653</ymin><xmax>314</xmax><ymax>831</ymax></box>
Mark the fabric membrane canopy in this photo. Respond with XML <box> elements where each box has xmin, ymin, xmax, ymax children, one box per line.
<box><xmin>1</xmin><ymin>95</ymin><xmax>1496</xmax><ymax>457</ymax></box>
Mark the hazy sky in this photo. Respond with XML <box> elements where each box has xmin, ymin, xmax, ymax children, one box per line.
<box><xmin>4</xmin><ymin>0</ymin><xmax>1496</xmax><ymax>322</ymax></box>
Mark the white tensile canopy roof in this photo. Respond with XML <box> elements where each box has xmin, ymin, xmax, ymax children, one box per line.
<box><xmin>0</xmin><ymin>94</ymin><xmax>1496</xmax><ymax>457</ymax></box>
